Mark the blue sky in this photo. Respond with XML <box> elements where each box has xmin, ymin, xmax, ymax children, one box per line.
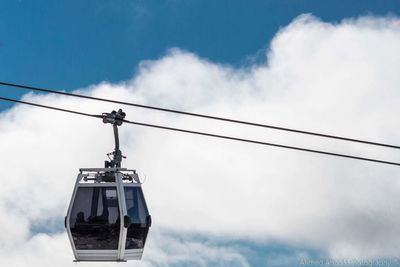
<box><xmin>0</xmin><ymin>0</ymin><xmax>399</xmax><ymax>109</ymax></box>
<box><xmin>2</xmin><ymin>2</ymin><xmax>400</xmax><ymax>267</ymax></box>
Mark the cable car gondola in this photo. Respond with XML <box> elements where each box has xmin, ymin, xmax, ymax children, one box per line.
<box><xmin>65</xmin><ymin>109</ymin><xmax>151</xmax><ymax>261</ymax></box>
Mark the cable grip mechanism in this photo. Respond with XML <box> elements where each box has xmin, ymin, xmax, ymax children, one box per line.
<box><xmin>102</xmin><ymin>109</ymin><xmax>126</xmax><ymax>168</ymax></box>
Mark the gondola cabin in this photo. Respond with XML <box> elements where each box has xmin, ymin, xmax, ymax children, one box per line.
<box><xmin>65</xmin><ymin>109</ymin><xmax>151</xmax><ymax>262</ymax></box>
<box><xmin>65</xmin><ymin>168</ymin><xmax>151</xmax><ymax>261</ymax></box>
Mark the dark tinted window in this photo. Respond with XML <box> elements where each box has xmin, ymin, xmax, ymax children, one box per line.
<box><xmin>124</xmin><ymin>187</ymin><xmax>150</xmax><ymax>249</ymax></box>
<box><xmin>69</xmin><ymin>187</ymin><xmax>120</xmax><ymax>250</ymax></box>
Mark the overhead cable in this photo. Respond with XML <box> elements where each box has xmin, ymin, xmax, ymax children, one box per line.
<box><xmin>1</xmin><ymin>81</ymin><xmax>399</xmax><ymax>150</ymax></box>
<box><xmin>1</xmin><ymin>96</ymin><xmax>399</xmax><ymax>167</ymax></box>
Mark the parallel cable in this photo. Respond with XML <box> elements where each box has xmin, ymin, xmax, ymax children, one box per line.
<box><xmin>1</xmin><ymin>96</ymin><xmax>400</xmax><ymax>167</ymax></box>
<box><xmin>1</xmin><ymin>81</ymin><xmax>399</xmax><ymax>150</ymax></box>
<box><xmin>0</xmin><ymin>97</ymin><xmax>102</xmax><ymax>119</ymax></box>
<box><xmin>124</xmin><ymin>119</ymin><xmax>400</xmax><ymax>166</ymax></box>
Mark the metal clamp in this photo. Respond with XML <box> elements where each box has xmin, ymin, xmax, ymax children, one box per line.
<box><xmin>102</xmin><ymin>109</ymin><xmax>126</xmax><ymax>126</ymax></box>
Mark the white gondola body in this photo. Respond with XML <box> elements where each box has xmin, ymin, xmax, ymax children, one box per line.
<box><xmin>65</xmin><ymin>168</ymin><xmax>151</xmax><ymax>262</ymax></box>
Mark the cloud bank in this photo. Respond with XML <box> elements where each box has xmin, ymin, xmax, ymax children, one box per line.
<box><xmin>1</xmin><ymin>14</ymin><xmax>400</xmax><ymax>266</ymax></box>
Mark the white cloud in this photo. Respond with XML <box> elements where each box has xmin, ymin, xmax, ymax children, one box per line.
<box><xmin>1</xmin><ymin>14</ymin><xmax>400</xmax><ymax>265</ymax></box>
<box><xmin>0</xmin><ymin>231</ymin><xmax>250</xmax><ymax>267</ymax></box>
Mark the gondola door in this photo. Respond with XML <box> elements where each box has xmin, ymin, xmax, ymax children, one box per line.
<box><xmin>123</xmin><ymin>183</ymin><xmax>151</xmax><ymax>260</ymax></box>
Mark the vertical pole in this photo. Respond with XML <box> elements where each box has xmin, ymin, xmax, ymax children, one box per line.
<box><xmin>113</xmin><ymin>124</ymin><xmax>120</xmax><ymax>151</ymax></box>
<box><xmin>113</xmin><ymin>124</ymin><xmax>122</xmax><ymax>168</ymax></box>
